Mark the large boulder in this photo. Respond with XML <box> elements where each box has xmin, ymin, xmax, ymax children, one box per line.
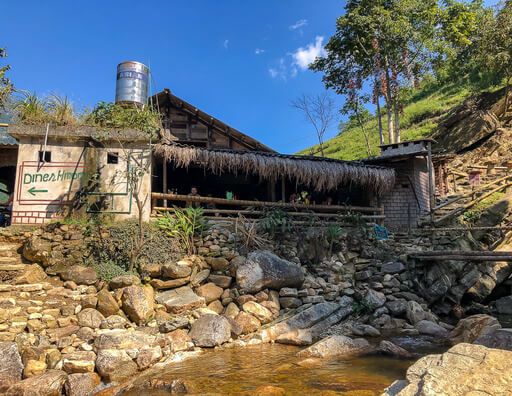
<box><xmin>162</xmin><ymin>262</ymin><xmax>192</xmax><ymax>279</ymax></box>
<box><xmin>474</xmin><ymin>328</ymin><xmax>512</xmax><ymax>351</ymax></box>
<box><xmin>5</xmin><ymin>369</ymin><xmax>68</xmax><ymax>396</ymax></box>
<box><xmin>121</xmin><ymin>285</ymin><xmax>155</xmax><ymax>325</ymax></box>
<box><xmin>65</xmin><ymin>373</ymin><xmax>101</xmax><ymax>396</ymax></box>
<box><xmin>386</xmin><ymin>343</ymin><xmax>512</xmax><ymax>395</ymax></box>
<box><xmin>94</xmin><ymin>329</ymin><xmax>156</xmax><ymax>350</ymax></box>
<box><xmin>0</xmin><ymin>342</ymin><xmax>23</xmax><ymax>392</ymax></box>
<box><xmin>96</xmin><ymin>289</ymin><xmax>120</xmax><ymax>317</ymax></box>
<box><xmin>296</xmin><ymin>335</ymin><xmax>371</xmax><ymax>359</ymax></box>
<box><xmin>363</xmin><ymin>289</ymin><xmax>386</xmax><ymax>309</ymax></box>
<box><xmin>156</xmin><ymin>286</ymin><xmax>205</xmax><ymax>314</ymax></box>
<box><xmin>236</xmin><ymin>250</ymin><xmax>304</xmax><ymax>293</ymax></box>
<box><xmin>22</xmin><ymin>237</ymin><xmax>52</xmax><ymax>267</ymax></box>
<box><xmin>234</xmin><ymin>312</ymin><xmax>261</xmax><ymax>334</ymax></box>
<box><xmin>495</xmin><ymin>295</ymin><xmax>512</xmax><ymax>315</ymax></box>
<box><xmin>415</xmin><ymin>320</ymin><xmax>449</xmax><ymax>337</ymax></box>
<box><xmin>242</xmin><ymin>301</ymin><xmax>273</xmax><ymax>324</ymax></box>
<box><xmin>189</xmin><ymin>314</ymin><xmax>231</xmax><ymax>347</ymax></box>
<box><xmin>449</xmin><ymin>314</ymin><xmax>501</xmax><ymax>344</ymax></box>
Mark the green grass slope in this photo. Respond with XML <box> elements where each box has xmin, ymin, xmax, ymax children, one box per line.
<box><xmin>297</xmin><ymin>82</ymin><xmax>474</xmax><ymax>160</ymax></box>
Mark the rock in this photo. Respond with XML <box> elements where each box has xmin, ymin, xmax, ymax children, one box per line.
<box><xmin>495</xmin><ymin>295</ymin><xmax>512</xmax><ymax>314</ymax></box>
<box><xmin>95</xmin><ymin>349</ymin><xmax>138</xmax><ymax>383</ymax></box>
<box><xmin>166</xmin><ymin>329</ymin><xmax>193</xmax><ymax>353</ymax></box>
<box><xmin>406</xmin><ymin>301</ymin><xmax>429</xmax><ymax>325</ymax></box>
<box><xmin>62</xmin><ymin>351</ymin><xmax>96</xmax><ymax>374</ymax></box>
<box><xmin>391</xmin><ymin>343</ymin><xmax>512</xmax><ymax>395</ymax></box>
<box><xmin>242</xmin><ymin>301</ymin><xmax>273</xmax><ymax>324</ymax></box>
<box><xmin>23</xmin><ymin>360</ymin><xmax>47</xmax><ymax>377</ymax></box>
<box><xmin>159</xmin><ymin>317</ymin><xmax>189</xmax><ymax>333</ymax></box>
<box><xmin>279</xmin><ymin>297</ymin><xmax>302</xmax><ymax>309</ymax></box>
<box><xmin>207</xmin><ymin>300</ymin><xmax>224</xmax><ymax>314</ymax></box>
<box><xmin>189</xmin><ymin>314</ymin><xmax>231</xmax><ymax>347</ymax></box>
<box><xmin>382</xmin><ymin>380</ymin><xmax>408</xmax><ymax>396</ymax></box>
<box><xmin>136</xmin><ymin>346</ymin><xmax>162</xmax><ymax>370</ymax></box>
<box><xmin>449</xmin><ymin>314</ymin><xmax>501</xmax><ymax>344</ymax></box>
<box><xmin>475</xmin><ymin>328</ymin><xmax>512</xmax><ymax>351</ymax></box>
<box><xmin>385</xmin><ymin>299</ymin><xmax>408</xmax><ymax>317</ymax></box>
<box><xmin>415</xmin><ymin>320</ymin><xmax>449</xmax><ymax>337</ymax></box>
<box><xmin>234</xmin><ymin>311</ymin><xmax>261</xmax><ymax>334</ymax></box>
<box><xmin>156</xmin><ymin>286</ymin><xmax>205</xmax><ymax>314</ymax></box>
<box><xmin>5</xmin><ymin>369</ymin><xmax>68</xmax><ymax>396</ymax></box>
<box><xmin>275</xmin><ymin>329</ymin><xmax>313</xmax><ymax>346</ymax></box>
<box><xmin>208</xmin><ymin>274</ymin><xmax>232</xmax><ymax>288</ymax></box>
<box><xmin>162</xmin><ymin>262</ymin><xmax>192</xmax><ymax>279</ymax></box>
<box><xmin>190</xmin><ymin>269</ymin><xmax>210</xmax><ymax>287</ymax></box>
<box><xmin>297</xmin><ymin>335</ymin><xmax>371</xmax><ymax>359</ymax></box>
<box><xmin>381</xmin><ymin>262</ymin><xmax>405</xmax><ymax>274</ymax></box>
<box><xmin>224</xmin><ymin>302</ymin><xmax>240</xmax><ymax>319</ymax></box>
<box><xmin>121</xmin><ymin>285</ymin><xmax>155</xmax><ymax>325</ymax></box>
<box><xmin>378</xmin><ymin>340</ymin><xmax>414</xmax><ymax>359</ymax></box>
<box><xmin>77</xmin><ymin>308</ymin><xmax>105</xmax><ymax>329</ymax></box>
<box><xmin>96</xmin><ymin>289</ymin><xmax>119</xmax><ymax>317</ymax></box>
<box><xmin>236</xmin><ymin>250</ymin><xmax>304</xmax><ymax>293</ymax></box>
<box><xmin>349</xmin><ymin>323</ymin><xmax>381</xmax><ymax>337</ymax></box>
<box><xmin>207</xmin><ymin>257</ymin><xmax>230</xmax><ymax>271</ymax></box>
<box><xmin>22</xmin><ymin>237</ymin><xmax>52</xmax><ymax>266</ymax></box>
<box><xmin>354</xmin><ymin>270</ymin><xmax>372</xmax><ymax>281</ymax></box>
<box><xmin>279</xmin><ymin>288</ymin><xmax>298</xmax><ymax>297</ymax></box>
<box><xmin>100</xmin><ymin>315</ymin><xmax>127</xmax><ymax>330</ymax></box>
<box><xmin>94</xmin><ymin>329</ymin><xmax>155</xmax><ymax>350</ymax></box>
<box><xmin>14</xmin><ymin>264</ymin><xmax>48</xmax><ymax>284</ymax></box>
<box><xmin>65</xmin><ymin>373</ymin><xmax>101</xmax><ymax>396</ymax></box>
<box><xmin>109</xmin><ymin>275</ymin><xmax>141</xmax><ymax>290</ymax></box>
<box><xmin>0</xmin><ymin>342</ymin><xmax>23</xmax><ymax>392</ymax></box>
<box><xmin>196</xmin><ymin>283</ymin><xmax>224</xmax><ymax>304</ymax></box>
<box><xmin>150</xmin><ymin>278</ymin><xmax>190</xmax><ymax>290</ymax></box>
<box><xmin>253</xmin><ymin>385</ymin><xmax>286</xmax><ymax>395</ymax></box>
<box><xmin>363</xmin><ymin>289</ymin><xmax>386</xmax><ymax>308</ymax></box>
<box><xmin>61</xmin><ymin>265</ymin><xmax>97</xmax><ymax>286</ymax></box>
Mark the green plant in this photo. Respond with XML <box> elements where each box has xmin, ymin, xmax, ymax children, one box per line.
<box><xmin>47</xmin><ymin>94</ymin><xmax>76</xmax><ymax>126</ymax></box>
<box><xmin>325</xmin><ymin>224</ymin><xmax>343</xmax><ymax>256</ymax></box>
<box><xmin>352</xmin><ymin>299</ymin><xmax>374</xmax><ymax>316</ymax></box>
<box><xmin>156</xmin><ymin>207</ymin><xmax>208</xmax><ymax>254</ymax></box>
<box><xmin>86</xmin><ymin>101</ymin><xmax>160</xmax><ymax>137</ymax></box>
<box><xmin>260</xmin><ymin>208</ymin><xmax>292</xmax><ymax>237</ymax></box>
<box><xmin>13</xmin><ymin>91</ymin><xmax>50</xmax><ymax>124</ymax></box>
<box><xmin>460</xmin><ymin>192</ymin><xmax>506</xmax><ymax>225</ymax></box>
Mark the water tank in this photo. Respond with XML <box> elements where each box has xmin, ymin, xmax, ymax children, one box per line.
<box><xmin>115</xmin><ymin>61</ymin><xmax>149</xmax><ymax>107</ymax></box>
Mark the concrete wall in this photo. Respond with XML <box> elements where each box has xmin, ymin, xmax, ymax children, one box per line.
<box><xmin>11</xmin><ymin>137</ymin><xmax>151</xmax><ymax>225</ymax></box>
<box><xmin>381</xmin><ymin>157</ymin><xmax>432</xmax><ymax>231</ymax></box>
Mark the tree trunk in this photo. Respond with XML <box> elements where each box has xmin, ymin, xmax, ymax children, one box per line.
<box><xmin>384</xmin><ymin>67</ymin><xmax>394</xmax><ymax>144</ymax></box>
<box><xmin>375</xmin><ymin>90</ymin><xmax>384</xmax><ymax>146</ymax></box>
<box><xmin>357</xmin><ymin>110</ymin><xmax>372</xmax><ymax>157</ymax></box>
<box><xmin>393</xmin><ymin>97</ymin><xmax>401</xmax><ymax>143</ymax></box>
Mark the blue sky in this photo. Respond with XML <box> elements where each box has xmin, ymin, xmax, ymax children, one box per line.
<box><xmin>0</xmin><ymin>0</ymin><xmax>500</xmax><ymax>154</ymax></box>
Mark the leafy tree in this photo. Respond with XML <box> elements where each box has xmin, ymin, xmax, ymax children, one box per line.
<box><xmin>340</xmin><ymin>89</ymin><xmax>374</xmax><ymax>157</ymax></box>
<box><xmin>0</xmin><ymin>48</ymin><xmax>13</xmax><ymax>108</ymax></box>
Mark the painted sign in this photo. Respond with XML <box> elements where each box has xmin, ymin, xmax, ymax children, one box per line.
<box><xmin>17</xmin><ymin>161</ymin><xmax>85</xmax><ymax>204</ymax></box>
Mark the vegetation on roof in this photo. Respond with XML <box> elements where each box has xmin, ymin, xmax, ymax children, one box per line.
<box><xmin>10</xmin><ymin>92</ymin><xmax>160</xmax><ymax>136</ymax></box>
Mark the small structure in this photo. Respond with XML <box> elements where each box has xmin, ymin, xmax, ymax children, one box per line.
<box><xmin>0</xmin><ymin>115</ymin><xmax>18</xmax><ymax>205</ymax></box>
<box><xmin>365</xmin><ymin>139</ymin><xmax>435</xmax><ymax>230</ymax></box>
<box><xmin>7</xmin><ymin>124</ymin><xmax>152</xmax><ymax>225</ymax></box>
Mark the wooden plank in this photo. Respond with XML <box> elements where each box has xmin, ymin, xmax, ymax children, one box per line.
<box><xmin>151</xmin><ymin>193</ymin><xmax>381</xmax><ymax>213</ymax></box>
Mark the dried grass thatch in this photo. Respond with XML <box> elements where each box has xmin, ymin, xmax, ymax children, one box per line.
<box><xmin>154</xmin><ymin>143</ymin><xmax>395</xmax><ymax>195</ymax></box>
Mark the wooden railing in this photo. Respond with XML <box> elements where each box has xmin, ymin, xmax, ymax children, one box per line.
<box><xmin>151</xmin><ymin>192</ymin><xmax>385</xmax><ymax>223</ymax></box>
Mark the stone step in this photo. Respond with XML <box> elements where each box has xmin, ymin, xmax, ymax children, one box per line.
<box><xmin>0</xmin><ymin>256</ymin><xmax>23</xmax><ymax>266</ymax></box>
<box><xmin>0</xmin><ymin>263</ymin><xmax>26</xmax><ymax>271</ymax></box>
<box><xmin>0</xmin><ymin>244</ymin><xmax>22</xmax><ymax>257</ymax></box>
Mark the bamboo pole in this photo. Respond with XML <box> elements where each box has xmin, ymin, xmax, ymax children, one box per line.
<box><xmin>151</xmin><ymin>192</ymin><xmax>381</xmax><ymax>213</ymax></box>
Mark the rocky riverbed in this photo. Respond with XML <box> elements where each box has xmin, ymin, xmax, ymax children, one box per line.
<box><xmin>1</xmin><ymin>222</ymin><xmax>512</xmax><ymax>395</ymax></box>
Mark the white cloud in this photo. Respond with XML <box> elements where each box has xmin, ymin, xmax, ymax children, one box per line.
<box><xmin>223</xmin><ymin>39</ymin><xmax>229</xmax><ymax>49</ymax></box>
<box><xmin>268</xmin><ymin>58</ymin><xmax>288</xmax><ymax>81</ymax></box>
<box><xmin>255</xmin><ymin>48</ymin><xmax>265</xmax><ymax>55</ymax></box>
<box><xmin>291</xmin><ymin>36</ymin><xmax>326</xmax><ymax>70</ymax></box>
<box><xmin>289</xmin><ymin>19</ymin><xmax>308</xmax><ymax>31</ymax></box>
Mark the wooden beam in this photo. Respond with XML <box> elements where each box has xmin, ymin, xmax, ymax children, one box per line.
<box><xmin>151</xmin><ymin>192</ymin><xmax>381</xmax><ymax>213</ymax></box>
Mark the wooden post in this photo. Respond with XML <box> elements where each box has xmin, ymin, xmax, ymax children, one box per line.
<box><xmin>281</xmin><ymin>179</ymin><xmax>286</xmax><ymax>202</ymax></box>
<box><xmin>427</xmin><ymin>142</ymin><xmax>435</xmax><ymax>222</ymax></box>
<box><xmin>162</xmin><ymin>161</ymin><xmax>168</xmax><ymax>208</ymax></box>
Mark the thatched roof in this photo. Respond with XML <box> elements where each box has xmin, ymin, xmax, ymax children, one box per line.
<box><xmin>155</xmin><ymin>143</ymin><xmax>395</xmax><ymax>195</ymax></box>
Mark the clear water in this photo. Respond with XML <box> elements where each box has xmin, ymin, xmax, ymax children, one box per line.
<box><xmin>121</xmin><ymin>343</ymin><xmax>417</xmax><ymax>395</ymax></box>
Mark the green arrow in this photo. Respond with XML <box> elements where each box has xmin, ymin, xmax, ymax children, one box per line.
<box><xmin>28</xmin><ymin>187</ymin><xmax>48</xmax><ymax>196</ymax></box>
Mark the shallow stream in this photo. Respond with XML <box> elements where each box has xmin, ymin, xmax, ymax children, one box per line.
<box><xmin>122</xmin><ymin>336</ymin><xmax>445</xmax><ymax>395</ymax></box>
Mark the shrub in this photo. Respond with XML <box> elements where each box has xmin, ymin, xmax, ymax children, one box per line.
<box><xmin>156</xmin><ymin>207</ymin><xmax>208</xmax><ymax>254</ymax></box>
<box><xmin>260</xmin><ymin>208</ymin><xmax>292</xmax><ymax>237</ymax></box>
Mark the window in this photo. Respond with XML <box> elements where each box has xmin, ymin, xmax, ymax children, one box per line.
<box><xmin>107</xmin><ymin>152</ymin><xmax>119</xmax><ymax>164</ymax></box>
<box><xmin>38</xmin><ymin>151</ymin><xmax>51</xmax><ymax>162</ymax></box>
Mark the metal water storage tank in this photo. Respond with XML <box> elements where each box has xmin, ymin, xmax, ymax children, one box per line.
<box><xmin>115</xmin><ymin>61</ymin><xmax>149</xmax><ymax>106</ymax></box>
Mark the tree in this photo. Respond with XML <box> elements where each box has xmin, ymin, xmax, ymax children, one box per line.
<box><xmin>0</xmin><ymin>48</ymin><xmax>13</xmax><ymax>108</ymax></box>
<box><xmin>341</xmin><ymin>84</ymin><xmax>374</xmax><ymax>157</ymax></box>
<box><xmin>311</xmin><ymin>0</ymin><xmax>440</xmax><ymax>144</ymax></box>
<box><xmin>291</xmin><ymin>92</ymin><xmax>336</xmax><ymax>156</ymax></box>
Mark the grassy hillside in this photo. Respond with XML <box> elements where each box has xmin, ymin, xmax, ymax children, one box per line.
<box><xmin>297</xmin><ymin>82</ymin><xmax>475</xmax><ymax>160</ymax></box>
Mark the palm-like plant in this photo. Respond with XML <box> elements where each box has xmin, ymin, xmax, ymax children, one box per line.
<box><xmin>13</xmin><ymin>91</ymin><xmax>49</xmax><ymax>124</ymax></box>
<box><xmin>48</xmin><ymin>94</ymin><xmax>76</xmax><ymax>126</ymax></box>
